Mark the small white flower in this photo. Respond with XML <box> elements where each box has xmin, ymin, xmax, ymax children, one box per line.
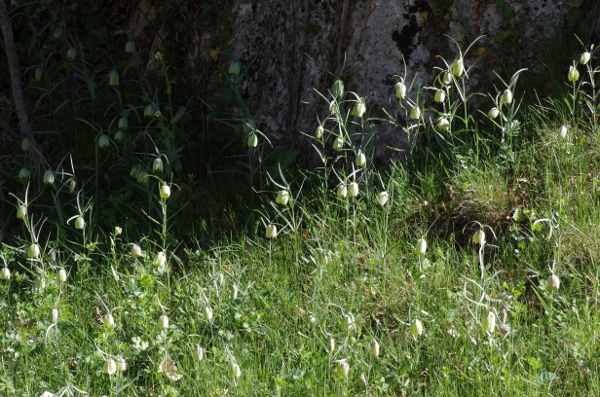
<box><xmin>315</xmin><ymin>125</ymin><xmax>324</xmax><ymax>139</ymax></box>
<box><xmin>58</xmin><ymin>268</ymin><xmax>67</xmax><ymax>282</ymax></box>
<box><xmin>547</xmin><ymin>274</ymin><xmax>560</xmax><ymax>291</ymax></box>
<box><xmin>247</xmin><ymin>133</ymin><xmax>258</xmax><ymax>148</ymax></box>
<box><xmin>410</xmin><ymin>318</ymin><xmax>423</xmax><ymax>336</ymax></box>
<box><xmin>276</xmin><ymin>190</ymin><xmax>289</xmax><ymax>206</ymax></box>
<box><xmin>203</xmin><ymin>306</ymin><xmax>213</xmax><ymax>321</ymax></box>
<box><xmin>333</xmin><ymin>136</ymin><xmax>344</xmax><ymax>151</ymax></box>
<box><xmin>437</xmin><ymin>117</ymin><xmax>450</xmax><ymax>131</ymax></box>
<box><xmin>329</xmin><ymin>336</ymin><xmax>335</xmax><ymax>353</ymax></box>
<box><xmin>434</xmin><ymin>90</ymin><xmax>446</xmax><ymax>103</ymax></box>
<box><xmin>351</xmin><ymin>99</ymin><xmax>366</xmax><ymax>118</ymax></box>
<box><xmin>371</xmin><ymin>339</ymin><xmax>380</xmax><ymax>357</ymax></box>
<box><xmin>348</xmin><ymin>182</ymin><xmax>359</xmax><ymax>198</ymax></box>
<box><xmin>158</xmin><ymin>314</ymin><xmax>169</xmax><ymax>330</ymax></box>
<box><xmin>98</xmin><ymin>134</ymin><xmax>110</xmax><ymax>149</ymax></box>
<box><xmin>75</xmin><ymin>216</ymin><xmax>85</xmax><ymax>230</ymax></box>
<box><xmin>337</xmin><ymin>185</ymin><xmax>347</xmax><ymax>199</ymax></box>
<box><xmin>153</xmin><ymin>251</ymin><xmax>167</xmax><ymax>267</ymax></box>
<box><xmin>375</xmin><ymin>191</ymin><xmax>389</xmax><ymax>207</ymax></box>
<box><xmin>580</xmin><ymin>52</ymin><xmax>591</xmax><ymax>65</ymax></box>
<box><xmin>266</xmin><ymin>224</ymin><xmax>278</xmax><ymax>239</ymax></box>
<box><xmin>342</xmin><ymin>313</ymin><xmax>354</xmax><ymax>330</ymax></box>
<box><xmin>502</xmin><ymin>89</ymin><xmax>513</xmax><ymax>105</ymax></box>
<box><xmin>395</xmin><ymin>81</ymin><xmax>407</xmax><ymax>99</ymax></box>
<box><xmin>416</xmin><ymin>238</ymin><xmax>427</xmax><ymax>255</ymax></box>
<box><xmin>17</xmin><ymin>205</ymin><xmax>27</xmax><ymax>219</ymax></box>
<box><xmin>560</xmin><ymin>125</ymin><xmax>568</xmax><ymax>138</ymax></box>
<box><xmin>50</xmin><ymin>308</ymin><xmax>59</xmax><ymax>324</ymax></box>
<box><xmin>160</xmin><ymin>184</ymin><xmax>171</xmax><ymax>200</ymax></box>
<box><xmin>194</xmin><ymin>345</ymin><xmax>204</xmax><ymax>361</ymax></box>
<box><xmin>451</xmin><ymin>58</ymin><xmax>464</xmax><ymax>76</ymax></box>
<box><xmin>568</xmin><ymin>65</ymin><xmax>579</xmax><ymax>82</ymax></box>
<box><xmin>410</xmin><ymin>106</ymin><xmax>421</xmax><ymax>120</ymax></box>
<box><xmin>130</xmin><ymin>244</ymin><xmax>142</xmax><ymax>258</ymax></box>
<box><xmin>104</xmin><ymin>313</ymin><xmax>115</xmax><ymax>327</ymax></box>
<box><xmin>442</xmin><ymin>72</ymin><xmax>452</xmax><ymax>85</ymax></box>
<box><xmin>0</xmin><ymin>267</ymin><xmax>10</xmax><ymax>280</ymax></box>
<box><xmin>356</xmin><ymin>151</ymin><xmax>366</xmax><ymax>167</ymax></box>
<box><xmin>115</xmin><ymin>356</ymin><xmax>127</xmax><ymax>372</ymax></box>
<box><xmin>488</xmin><ymin>107</ymin><xmax>499</xmax><ymax>119</ymax></box>
<box><xmin>472</xmin><ymin>230</ymin><xmax>485</xmax><ymax>245</ymax></box>
<box><xmin>229</xmin><ymin>362</ymin><xmax>242</xmax><ymax>378</ymax></box>
<box><xmin>482</xmin><ymin>311</ymin><xmax>496</xmax><ymax>333</ymax></box>
<box><xmin>336</xmin><ymin>360</ymin><xmax>350</xmax><ymax>378</ymax></box>
<box><xmin>103</xmin><ymin>359</ymin><xmax>117</xmax><ymax>375</ymax></box>
<box><xmin>153</xmin><ymin>158</ymin><xmax>164</xmax><ymax>174</ymax></box>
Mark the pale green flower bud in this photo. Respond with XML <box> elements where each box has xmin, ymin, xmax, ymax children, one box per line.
<box><xmin>488</xmin><ymin>107</ymin><xmax>500</xmax><ymax>119</ymax></box>
<box><xmin>333</xmin><ymin>136</ymin><xmax>344</xmax><ymax>151</ymax></box>
<box><xmin>547</xmin><ymin>274</ymin><xmax>560</xmax><ymax>291</ymax></box>
<box><xmin>266</xmin><ymin>224</ymin><xmax>278</xmax><ymax>239</ymax></box>
<box><xmin>395</xmin><ymin>81</ymin><xmax>407</xmax><ymax>99</ymax></box>
<box><xmin>579</xmin><ymin>52</ymin><xmax>590</xmax><ymax>65</ymax></box>
<box><xmin>482</xmin><ymin>311</ymin><xmax>496</xmax><ymax>333</ymax></box>
<box><xmin>98</xmin><ymin>134</ymin><xmax>110</xmax><ymax>149</ymax></box>
<box><xmin>451</xmin><ymin>58</ymin><xmax>464</xmax><ymax>76</ymax></box>
<box><xmin>410</xmin><ymin>318</ymin><xmax>423</xmax><ymax>336</ymax></box>
<box><xmin>348</xmin><ymin>182</ymin><xmax>359</xmax><ymax>198</ymax></box>
<box><xmin>109</xmin><ymin>70</ymin><xmax>119</xmax><ymax>87</ymax></box>
<box><xmin>125</xmin><ymin>40</ymin><xmax>136</xmax><ymax>54</ymax></box>
<box><xmin>568</xmin><ymin>66</ymin><xmax>579</xmax><ymax>82</ymax></box>
<box><xmin>502</xmin><ymin>89</ymin><xmax>513</xmax><ymax>105</ymax></box>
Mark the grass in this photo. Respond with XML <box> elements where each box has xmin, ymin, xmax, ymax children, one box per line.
<box><xmin>2</xmin><ymin>38</ymin><xmax>600</xmax><ymax>397</ymax></box>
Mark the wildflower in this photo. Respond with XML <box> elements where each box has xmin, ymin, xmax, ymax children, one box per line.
<box><xmin>98</xmin><ymin>134</ymin><xmax>110</xmax><ymax>149</ymax></box>
<box><xmin>50</xmin><ymin>308</ymin><xmax>59</xmax><ymax>324</ymax></box>
<box><xmin>276</xmin><ymin>190</ymin><xmax>289</xmax><ymax>206</ymax></box>
<box><xmin>472</xmin><ymin>230</ymin><xmax>485</xmax><ymax>245</ymax></box>
<box><xmin>502</xmin><ymin>89</ymin><xmax>513</xmax><ymax>105</ymax></box>
<box><xmin>410</xmin><ymin>319</ymin><xmax>423</xmax><ymax>336</ymax></box>
<box><xmin>580</xmin><ymin>52</ymin><xmax>591</xmax><ymax>65</ymax></box>
<box><xmin>547</xmin><ymin>274</ymin><xmax>560</xmax><ymax>291</ymax></box>
<box><xmin>395</xmin><ymin>81</ymin><xmax>407</xmax><ymax>99</ymax></box>
<box><xmin>333</xmin><ymin>136</ymin><xmax>344</xmax><ymax>151</ymax></box>
<box><xmin>229</xmin><ymin>61</ymin><xmax>241</xmax><ymax>76</ymax></box>
<box><xmin>103</xmin><ymin>359</ymin><xmax>116</xmax><ymax>375</ymax></box>
<box><xmin>115</xmin><ymin>356</ymin><xmax>127</xmax><ymax>371</ymax></box>
<box><xmin>348</xmin><ymin>182</ymin><xmax>359</xmax><ymax>198</ymax></box>
<box><xmin>488</xmin><ymin>107</ymin><xmax>500</xmax><ymax>119</ymax></box>
<box><xmin>315</xmin><ymin>125</ymin><xmax>324</xmax><ymax>139</ymax></box>
<box><xmin>75</xmin><ymin>216</ymin><xmax>85</xmax><ymax>230</ymax></box>
<box><xmin>153</xmin><ymin>251</ymin><xmax>167</xmax><ymax>267</ymax></box>
<box><xmin>266</xmin><ymin>224</ymin><xmax>278</xmax><ymax>239</ymax></box>
<box><xmin>0</xmin><ymin>267</ymin><xmax>10</xmax><ymax>280</ymax></box>
<box><xmin>356</xmin><ymin>151</ymin><xmax>366</xmax><ymax>167</ymax></box>
<box><xmin>434</xmin><ymin>90</ymin><xmax>446</xmax><ymax>103</ymax></box>
<box><xmin>125</xmin><ymin>40</ymin><xmax>136</xmax><ymax>54</ymax></box>
<box><xmin>451</xmin><ymin>58</ymin><xmax>464</xmax><ymax>76</ymax></box>
<box><xmin>229</xmin><ymin>362</ymin><xmax>242</xmax><ymax>378</ymax></box>
<box><xmin>437</xmin><ymin>117</ymin><xmax>450</xmax><ymax>131</ymax></box>
<box><xmin>160</xmin><ymin>184</ymin><xmax>171</xmax><ymax>200</ymax></box>
<box><xmin>247</xmin><ymin>133</ymin><xmax>258</xmax><ymax>148</ymax></box>
<box><xmin>130</xmin><ymin>244</ymin><xmax>142</xmax><ymax>258</ymax></box>
<box><xmin>482</xmin><ymin>311</ymin><xmax>496</xmax><ymax>333</ymax></box>
<box><xmin>568</xmin><ymin>65</ymin><xmax>579</xmax><ymax>82</ymax></box>
<box><xmin>158</xmin><ymin>360</ymin><xmax>183</xmax><ymax>381</ymax></box>
<box><xmin>375</xmin><ymin>191</ymin><xmax>389</xmax><ymax>207</ymax></box>
<box><xmin>153</xmin><ymin>158</ymin><xmax>164</xmax><ymax>174</ymax></box>
<box><xmin>337</xmin><ymin>185</ymin><xmax>347</xmax><ymax>198</ymax></box>
<box><xmin>158</xmin><ymin>314</ymin><xmax>169</xmax><ymax>330</ymax></box>
<box><xmin>43</xmin><ymin>169</ymin><xmax>55</xmax><ymax>185</ymax></box>
<box><xmin>410</xmin><ymin>106</ymin><xmax>421</xmax><ymax>120</ymax></box>
<box><xmin>371</xmin><ymin>339</ymin><xmax>380</xmax><ymax>357</ymax></box>
<box><xmin>332</xmin><ymin>79</ymin><xmax>344</xmax><ymax>99</ymax></box>
<box><xmin>351</xmin><ymin>99</ymin><xmax>366</xmax><ymax>118</ymax></box>
<box><xmin>416</xmin><ymin>238</ymin><xmax>427</xmax><ymax>255</ymax></box>
<box><xmin>336</xmin><ymin>360</ymin><xmax>350</xmax><ymax>378</ymax></box>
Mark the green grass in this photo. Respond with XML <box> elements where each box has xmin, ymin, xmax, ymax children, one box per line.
<box><xmin>3</xmin><ymin>28</ymin><xmax>600</xmax><ymax>396</ymax></box>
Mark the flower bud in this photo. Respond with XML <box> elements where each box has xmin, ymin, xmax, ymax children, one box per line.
<box><xmin>376</xmin><ymin>191</ymin><xmax>389</xmax><ymax>207</ymax></box>
<box><xmin>232</xmin><ymin>284</ymin><xmax>239</xmax><ymax>300</ymax></box>
<box><xmin>103</xmin><ymin>359</ymin><xmax>117</xmax><ymax>375</ymax></box>
<box><xmin>560</xmin><ymin>125</ymin><xmax>568</xmax><ymax>138</ymax></box>
<box><xmin>51</xmin><ymin>308</ymin><xmax>59</xmax><ymax>324</ymax></box>
<box><xmin>547</xmin><ymin>274</ymin><xmax>560</xmax><ymax>291</ymax></box>
<box><xmin>371</xmin><ymin>339</ymin><xmax>380</xmax><ymax>357</ymax></box>
<box><xmin>35</xmin><ymin>67</ymin><xmax>42</xmax><ymax>81</ymax></box>
<box><xmin>144</xmin><ymin>104</ymin><xmax>156</xmax><ymax>118</ymax></box>
<box><xmin>356</xmin><ymin>151</ymin><xmax>366</xmax><ymax>167</ymax></box>
<box><xmin>130</xmin><ymin>244</ymin><xmax>142</xmax><ymax>258</ymax></box>
<box><xmin>229</xmin><ymin>61</ymin><xmax>241</xmax><ymax>76</ymax></box>
<box><xmin>194</xmin><ymin>345</ymin><xmax>204</xmax><ymax>361</ymax></box>
<box><xmin>434</xmin><ymin>90</ymin><xmax>446</xmax><ymax>103</ymax></box>
<box><xmin>416</xmin><ymin>238</ymin><xmax>427</xmax><ymax>255</ymax></box>
<box><xmin>125</xmin><ymin>40</ymin><xmax>136</xmax><ymax>54</ymax></box>
<box><xmin>130</xmin><ymin>165</ymin><xmax>141</xmax><ymax>179</ymax></box>
<box><xmin>580</xmin><ymin>52</ymin><xmax>591</xmax><ymax>65</ymax></box>
<box><xmin>0</xmin><ymin>267</ymin><xmax>10</xmax><ymax>280</ymax></box>
<box><xmin>115</xmin><ymin>356</ymin><xmax>127</xmax><ymax>371</ymax></box>
<box><xmin>502</xmin><ymin>89</ymin><xmax>513</xmax><ymax>105</ymax></box>
<box><xmin>333</xmin><ymin>136</ymin><xmax>344</xmax><ymax>151</ymax></box>
<box><xmin>109</xmin><ymin>70</ymin><xmax>119</xmax><ymax>87</ymax></box>
<box><xmin>332</xmin><ymin>79</ymin><xmax>344</xmax><ymax>99</ymax></box>
<box><xmin>160</xmin><ymin>184</ymin><xmax>171</xmax><ymax>199</ymax></box>
<box><xmin>158</xmin><ymin>314</ymin><xmax>169</xmax><ymax>330</ymax></box>
<box><xmin>437</xmin><ymin>117</ymin><xmax>449</xmax><ymax>131</ymax></box>
<box><xmin>568</xmin><ymin>65</ymin><xmax>579</xmax><ymax>82</ymax></box>
<box><xmin>315</xmin><ymin>125</ymin><xmax>324</xmax><ymax>139</ymax></box>
<box><xmin>69</xmin><ymin>179</ymin><xmax>76</xmax><ymax>193</ymax></box>
<box><xmin>395</xmin><ymin>81</ymin><xmax>407</xmax><ymax>99</ymax></box>
<box><xmin>410</xmin><ymin>106</ymin><xmax>421</xmax><ymax>120</ymax></box>
<box><xmin>336</xmin><ymin>360</ymin><xmax>350</xmax><ymax>378</ymax></box>
<box><xmin>53</xmin><ymin>27</ymin><xmax>63</xmax><ymax>38</ymax></box>
<box><xmin>58</xmin><ymin>268</ymin><xmax>67</xmax><ymax>282</ymax></box>
<box><xmin>75</xmin><ymin>216</ymin><xmax>85</xmax><ymax>230</ymax></box>
<box><xmin>348</xmin><ymin>182</ymin><xmax>359</xmax><ymax>198</ymax></box>
<box><xmin>472</xmin><ymin>230</ymin><xmax>485</xmax><ymax>245</ymax></box>
<box><xmin>410</xmin><ymin>318</ymin><xmax>423</xmax><ymax>336</ymax></box>
<box><xmin>247</xmin><ymin>133</ymin><xmax>258</xmax><ymax>148</ymax></box>
<box><xmin>67</xmin><ymin>48</ymin><xmax>77</xmax><ymax>61</ymax></box>
<box><xmin>337</xmin><ymin>185</ymin><xmax>347</xmax><ymax>198</ymax></box>
<box><xmin>266</xmin><ymin>224</ymin><xmax>278</xmax><ymax>239</ymax></box>
<box><xmin>229</xmin><ymin>363</ymin><xmax>242</xmax><ymax>378</ymax></box>
<box><xmin>482</xmin><ymin>311</ymin><xmax>496</xmax><ymax>333</ymax></box>
<box><xmin>329</xmin><ymin>336</ymin><xmax>335</xmax><ymax>352</ymax></box>
<box><xmin>104</xmin><ymin>313</ymin><xmax>115</xmax><ymax>327</ymax></box>
<box><xmin>203</xmin><ymin>306</ymin><xmax>213</xmax><ymax>321</ymax></box>
<box><xmin>488</xmin><ymin>107</ymin><xmax>499</xmax><ymax>119</ymax></box>
<box><xmin>22</xmin><ymin>138</ymin><xmax>30</xmax><ymax>152</ymax></box>
<box><xmin>451</xmin><ymin>58</ymin><xmax>464</xmax><ymax>76</ymax></box>
<box><xmin>98</xmin><ymin>134</ymin><xmax>110</xmax><ymax>149</ymax></box>
<box><xmin>276</xmin><ymin>190</ymin><xmax>289</xmax><ymax>205</ymax></box>
<box><xmin>118</xmin><ymin>116</ymin><xmax>128</xmax><ymax>130</ymax></box>
<box><xmin>18</xmin><ymin>167</ymin><xmax>30</xmax><ymax>182</ymax></box>
<box><xmin>153</xmin><ymin>251</ymin><xmax>167</xmax><ymax>267</ymax></box>
<box><xmin>442</xmin><ymin>72</ymin><xmax>452</xmax><ymax>85</ymax></box>
<box><xmin>351</xmin><ymin>100</ymin><xmax>366</xmax><ymax>118</ymax></box>
<box><xmin>28</xmin><ymin>243</ymin><xmax>41</xmax><ymax>259</ymax></box>
<box><xmin>17</xmin><ymin>205</ymin><xmax>27</xmax><ymax>219</ymax></box>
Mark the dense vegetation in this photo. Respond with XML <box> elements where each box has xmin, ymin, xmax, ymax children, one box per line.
<box><xmin>1</xmin><ymin>2</ymin><xmax>600</xmax><ymax>396</ymax></box>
